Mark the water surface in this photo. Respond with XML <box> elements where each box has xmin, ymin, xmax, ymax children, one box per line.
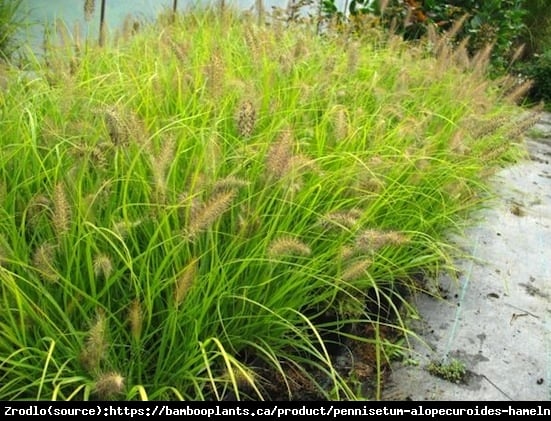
<box><xmin>17</xmin><ymin>0</ymin><xmax>289</xmax><ymax>51</ymax></box>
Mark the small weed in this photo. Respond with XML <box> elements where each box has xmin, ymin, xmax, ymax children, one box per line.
<box><xmin>427</xmin><ymin>359</ymin><xmax>467</xmax><ymax>384</ymax></box>
<box><xmin>527</xmin><ymin>127</ymin><xmax>550</xmax><ymax>139</ymax></box>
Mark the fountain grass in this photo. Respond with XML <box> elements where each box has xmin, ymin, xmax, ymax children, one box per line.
<box><xmin>0</xmin><ymin>7</ymin><xmax>534</xmax><ymax>400</ymax></box>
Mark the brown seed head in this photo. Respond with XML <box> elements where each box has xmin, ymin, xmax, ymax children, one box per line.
<box><xmin>84</xmin><ymin>0</ymin><xmax>95</xmax><ymax>22</ymax></box>
<box><xmin>185</xmin><ymin>189</ymin><xmax>236</xmax><ymax>240</ymax></box>
<box><xmin>103</xmin><ymin>107</ymin><xmax>130</xmax><ymax>146</ymax></box>
<box><xmin>128</xmin><ymin>298</ymin><xmax>143</xmax><ymax>341</ymax></box>
<box><xmin>52</xmin><ymin>183</ymin><xmax>71</xmax><ymax>239</ymax></box>
<box><xmin>267</xmin><ymin>236</ymin><xmax>311</xmax><ymax>258</ymax></box>
<box><xmin>206</xmin><ymin>52</ymin><xmax>225</xmax><ymax>100</ymax></box>
<box><xmin>235</xmin><ymin>99</ymin><xmax>256</xmax><ymax>138</ymax></box>
<box><xmin>94</xmin><ymin>372</ymin><xmax>125</xmax><ymax>399</ymax></box>
<box><xmin>80</xmin><ymin>310</ymin><xmax>108</xmax><ymax>373</ymax></box>
<box><xmin>32</xmin><ymin>242</ymin><xmax>59</xmax><ymax>283</ymax></box>
<box><xmin>342</xmin><ymin>259</ymin><xmax>372</xmax><ymax>282</ymax></box>
<box><xmin>93</xmin><ymin>253</ymin><xmax>113</xmax><ymax>280</ymax></box>
<box><xmin>174</xmin><ymin>258</ymin><xmax>198</xmax><ymax>308</ymax></box>
<box><xmin>265</xmin><ymin>129</ymin><xmax>294</xmax><ymax>180</ymax></box>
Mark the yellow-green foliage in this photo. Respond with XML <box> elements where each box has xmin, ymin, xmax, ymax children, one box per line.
<box><xmin>0</xmin><ymin>7</ymin><xmax>533</xmax><ymax>401</ymax></box>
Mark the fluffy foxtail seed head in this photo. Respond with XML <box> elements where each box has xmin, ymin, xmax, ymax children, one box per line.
<box><xmin>120</xmin><ymin>16</ymin><xmax>140</xmax><ymax>42</ymax></box>
<box><xmin>333</xmin><ymin>105</ymin><xmax>349</xmax><ymax>142</ymax></box>
<box><xmin>471</xmin><ymin>43</ymin><xmax>493</xmax><ymax>75</ymax></box>
<box><xmin>267</xmin><ymin>236</ymin><xmax>311</xmax><ymax>258</ymax></box>
<box><xmin>90</xmin><ymin>144</ymin><xmax>108</xmax><ymax>169</ymax></box>
<box><xmin>103</xmin><ymin>107</ymin><xmax>129</xmax><ymax>146</ymax></box>
<box><xmin>80</xmin><ymin>310</ymin><xmax>108</xmax><ymax>373</ymax></box>
<box><xmin>52</xmin><ymin>182</ymin><xmax>71</xmax><ymax>239</ymax></box>
<box><xmin>509</xmin><ymin>44</ymin><xmax>525</xmax><ymax>67</ymax></box>
<box><xmin>128</xmin><ymin>299</ymin><xmax>143</xmax><ymax>341</ymax></box>
<box><xmin>212</xmin><ymin>176</ymin><xmax>249</xmax><ymax>194</ymax></box>
<box><xmin>320</xmin><ymin>209</ymin><xmax>363</xmax><ymax>230</ymax></box>
<box><xmin>355</xmin><ymin>229</ymin><xmax>409</xmax><ymax>253</ymax></box>
<box><xmin>84</xmin><ymin>0</ymin><xmax>95</xmax><ymax>22</ymax></box>
<box><xmin>174</xmin><ymin>258</ymin><xmax>198</xmax><ymax>308</ymax></box>
<box><xmin>342</xmin><ymin>259</ymin><xmax>372</xmax><ymax>282</ymax></box>
<box><xmin>504</xmin><ymin>79</ymin><xmax>534</xmax><ymax>105</ymax></box>
<box><xmin>185</xmin><ymin>189</ymin><xmax>236</xmax><ymax>240</ymax></box>
<box><xmin>223</xmin><ymin>364</ymin><xmax>257</xmax><ymax>390</ymax></box>
<box><xmin>93</xmin><ymin>253</ymin><xmax>113</xmax><ymax>280</ymax></box>
<box><xmin>32</xmin><ymin>242</ymin><xmax>59</xmax><ymax>283</ymax></box>
<box><xmin>506</xmin><ymin>111</ymin><xmax>542</xmax><ymax>141</ymax></box>
<box><xmin>26</xmin><ymin>194</ymin><xmax>50</xmax><ymax>229</ymax></box>
<box><xmin>244</xmin><ymin>27</ymin><xmax>260</xmax><ymax>61</ymax></box>
<box><xmin>235</xmin><ymin>99</ymin><xmax>256</xmax><ymax>138</ymax></box>
<box><xmin>151</xmin><ymin>136</ymin><xmax>176</xmax><ymax>204</ymax></box>
<box><xmin>94</xmin><ymin>372</ymin><xmax>125</xmax><ymax>399</ymax></box>
<box><xmin>102</xmin><ymin>106</ymin><xmax>147</xmax><ymax>147</ymax></box>
<box><xmin>340</xmin><ymin>245</ymin><xmax>356</xmax><ymax>261</ymax></box>
<box><xmin>206</xmin><ymin>52</ymin><xmax>225</xmax><ymax>100</ymax></box>
<box><xmin>265</xmin><ymin>129</ymin><xmax>293</xmax><ymax>180</ymax></box>
<box><xmin>112</xmin><ymin>219</ymin><xmax>143</xmax><ymax>239</ymax></box>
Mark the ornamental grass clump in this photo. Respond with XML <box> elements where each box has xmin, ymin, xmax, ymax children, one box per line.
<box><xmin>0</xmin><ymin>5</ymin><xmax>534</xmax><ymax>401</ymax></box>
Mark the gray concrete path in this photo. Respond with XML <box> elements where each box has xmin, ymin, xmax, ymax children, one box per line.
<box><xmin>382</xmin><ymin>112</ymin><xmax>551</xmax><ymax>401</ymax></box>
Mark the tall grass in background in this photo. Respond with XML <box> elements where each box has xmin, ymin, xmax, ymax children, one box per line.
<box><xmin>0</xmin><ymin>6</ymin><xmax>537</xmax><ymax>400</ymax></box>
<box><xmin>0</xmin><ymin>0</ymin><xmax>24</xmax><ymax>62</ymax></box>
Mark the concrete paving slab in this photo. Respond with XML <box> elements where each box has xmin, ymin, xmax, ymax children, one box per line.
<box><xmin>382</xmin><ymin>112</ymin><xmax>551</xmax><ymax>401</ymax></box>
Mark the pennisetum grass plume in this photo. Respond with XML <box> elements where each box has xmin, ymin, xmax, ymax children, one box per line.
<box><xmin>341</xmin><ymin>259</ymin><xmax>372</xmax><ymax>282</ymax></box>
<box><xmin>93</xmin><ymin>253</ymin><xmax>114</xmax><ymax>280</ymax></box>
<box><xmin>185</xmin><ymin>189</ymin><xmax>236</xmax><ymax>240</ymax></box>
<box><xmin>265</xmin><ymin>128</ymin><xmax>294</xmax><ymax>180</ymax></box>
<box><xmin>354</xmin><ymin>229</ymin><xmax>410</xmax><ymax>253</ymax></box>
<box><xmin>103</xmin><ymin>106</ymin><xmax>130</xmax><ymax>146</ymax></box>
<box><xmin>128</xmin><ymin>299</ymin><xmax>143</xmax><ymax>342</ymax></box>
<box><xmin>320</xmin><ymin>209</ymin><xmax>363</xmax><ymax>231</ymax></box>
<box><xmin>206</xmin><ymin>51</ymin><xmax>225</xmax><ymax>101</ymax></box>
<box><xmin>174</xmin><ymin>258</ymin><xmax>198</xmax><ymax>308</ymax></box>
<box><xmin>52</xmin><ymin>183</ymin><xmax>71</xmax><ymax>240</ymax></box>
<box><xmin>32</xmin><ymin>242</ymin><xmax>59</xmax><ymax>283</ymax></box>
<box><xmin>84</xmin><ymin>0</ymin><xmax>95</xmax><ymax>22</ymax></box>
<box><xmin>235</xmin><ymin>99</ymin><xmax>256</xmax><ymax>138</ymax></box>
<box><xmin>80</xmin><ymin>310</ymin><xmax>109</xmax><ymax>374</ymax></box>
<box><xmin>151</xmin><ymin>136</ymin><xmax>176</xmax><ymax>204</ymax></box>
<box><xmin>94</xmin><ymin>372</ymin><xmax>125</xmax><ymax>399</ymax></box>
<box><xmin>267</xmin><ymin>236</ymin><xmax>311</xmax><ymax>258</ymax></box>
<box><xmin>333</xmin><ymin>105</ymin><xmax>350</xmax><ymax>142</ymax></box>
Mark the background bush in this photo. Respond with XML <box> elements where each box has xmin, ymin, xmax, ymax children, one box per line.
<box><xmin>321</xmin><ymin>0</ymin><xmax>526</xmax><ymax>70</ymax></box>
<box><xmin>520</xmin><ymin>0</ymin><xmax>551</xmax><ymax>57</ymax></box>
<box><xmin>319</xmin><ymin>0</ymin><xmax>551</xmax><ymax>106</ymax></box>
<box><xmin>516</xmin><ymin>51</ymin><xmax>551</xmax><ymax>104</ymax></box>
<box><xmin>0</xmin><ymin>0</ymin><xmax>23</xmax><ymax>62</ymax></box>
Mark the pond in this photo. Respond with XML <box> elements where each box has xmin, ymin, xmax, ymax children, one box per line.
<box><xmin>16</xmin><ymin>0</ymin><xmax>293</xmax><ymax>52</ymax></box>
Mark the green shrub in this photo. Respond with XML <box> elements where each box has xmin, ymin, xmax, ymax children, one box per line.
<box><xmin>517</xmin><ymin>50</ymin><xmax>551</xmax><ymax>104</ymax></box>
<box><xmin>521</xmin><ymin>0</ymin><xmax>551</xmax><ymax>56</ymax></box>
<box><xmin>320</xmin><ymin>0</ymin><xmax>527</xmax><ymax>70</ymax></box>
